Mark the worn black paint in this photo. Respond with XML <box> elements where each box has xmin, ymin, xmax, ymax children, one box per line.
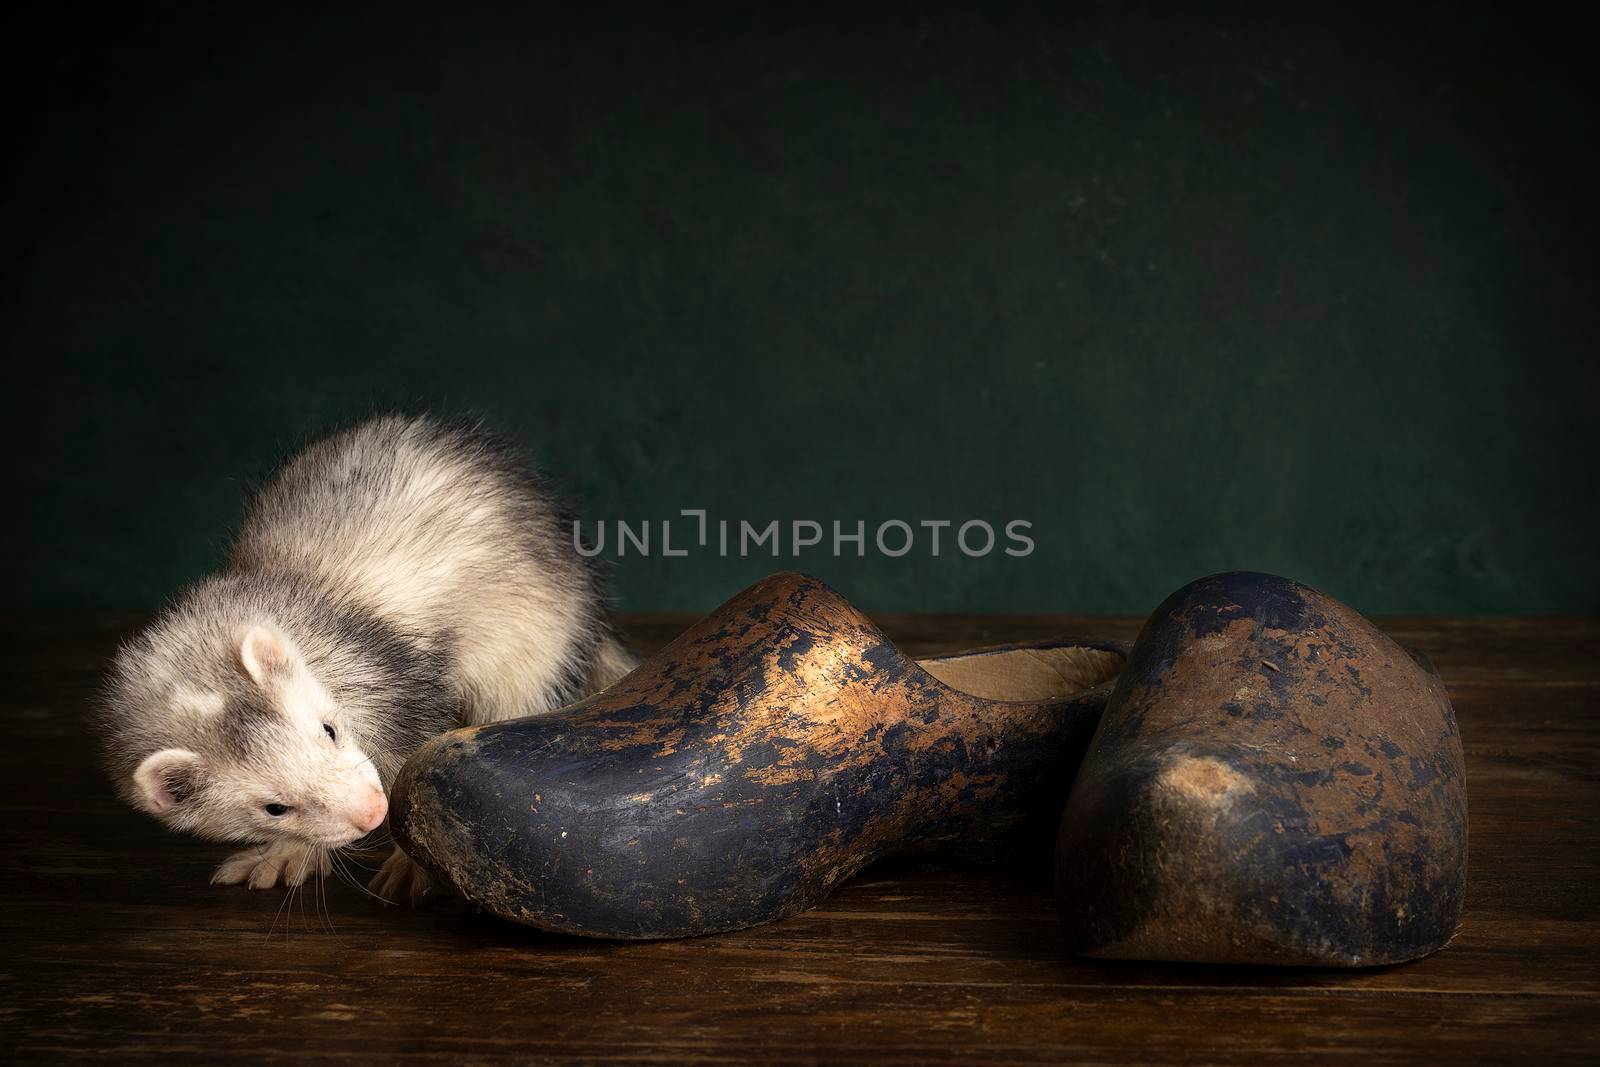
<box><xmin>391</xmin><ymin>572</ymin><xmax>1125</xmax><ymax>938</ymax></box>
<box><xmin>1055</xmin><ymin>571</ymin><xmax>1469</xmax><ymax>967</ymax></box>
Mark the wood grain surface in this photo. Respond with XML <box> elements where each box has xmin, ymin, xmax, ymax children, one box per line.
<box><xmin>2</xmin><ymin>612</ymin><xmax>1596</xmax><ymax>1064</ymax></box>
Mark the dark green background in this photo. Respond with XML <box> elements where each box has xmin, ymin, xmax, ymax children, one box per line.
<box><xmin>11</xmin><ymin>6</ymin><xmax>1596</xmax><ymax>615</ymax></box>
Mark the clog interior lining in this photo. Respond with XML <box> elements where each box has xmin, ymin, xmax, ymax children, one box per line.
<box><xmin>916</xmin><ymin>646</ymin><xmax>1123</xmax><ymax>703</ymax></box>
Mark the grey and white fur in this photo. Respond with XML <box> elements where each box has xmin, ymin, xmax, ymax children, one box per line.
<box><xmin>99</xmin><ymin>415</ymin><xmax>637</xmax><ymax>904</ymax></box>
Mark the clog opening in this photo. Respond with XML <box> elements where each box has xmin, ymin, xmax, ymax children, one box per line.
<box><xmin>916</xmin><ymin>645</ymin><xmax>1123</xmax><ymax>703</ymax></box>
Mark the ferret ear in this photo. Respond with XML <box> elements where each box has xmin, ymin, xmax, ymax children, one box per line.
<box><xmin>238</xmin><ymin>625</ymin><xmax>297</xmax><ymax>685</ymax></box>
<box><xmin>132</xmin><ymin>748</ymin><xmax>205</xmax><ymax>813</ymax></box>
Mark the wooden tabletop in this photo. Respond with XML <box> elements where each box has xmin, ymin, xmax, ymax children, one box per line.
<box><xmin>3</xmin><ymin>613</ymin><xmax>1596</xmax><ymax>1064</ymax></box>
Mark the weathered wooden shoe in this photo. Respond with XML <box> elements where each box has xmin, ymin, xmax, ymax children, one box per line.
<box><xmin>1055</xmin><ymin>571</ymin><xmax>1467</xmax><ymax>966</ymax></box>
<box><xmin>391</xmin><ymin>571</ymin><xmax>1125</xmax><ymax>938</ymax></box>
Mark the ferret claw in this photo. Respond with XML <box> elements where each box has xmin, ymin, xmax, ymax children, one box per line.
<box><xmin>368</xmin><ymin>847</ymin><xmax>437</xmax><ymax>907</ymax></box>
<box><xmin>213</xmin><ymin>841</ymin><xmax>331</xmax><ymax>889</ymax></box>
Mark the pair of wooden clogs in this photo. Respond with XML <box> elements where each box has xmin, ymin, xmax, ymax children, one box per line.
<box><xmin>391</xmin><ymin>571</ymin><xmax>1466</xmax><ymax>966</ymax></box>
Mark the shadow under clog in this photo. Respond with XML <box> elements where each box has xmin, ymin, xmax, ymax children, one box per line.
<box><xmin>392</xmin><ymin>571</ymin><xmax>1126</xmax><ymax>938</ymax></box>
<box><xmin>1055</xmin><ymin>571</ymin><xmax>1468</xmax><ymax>967</ymax></box>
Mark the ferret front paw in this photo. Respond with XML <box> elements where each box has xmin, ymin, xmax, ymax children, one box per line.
<box><xmin>212</xmin><ymin>841</ymin><xmax>331</xmax><ymax>890</ymax></box>
<box><xmin>368</xmin><ymin>847</ymin><xmax>437</xmax><ymax>907</ymax></box>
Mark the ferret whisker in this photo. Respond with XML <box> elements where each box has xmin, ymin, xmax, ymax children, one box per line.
<box><xmin>334</xmin><ymin>848</ymin><xmax>383</xmax><ymax>874</ymax></box>
<box><xmin>333</xmin><ymin>851</ymin><xmax>400</xmax><ymax>907</ymax></box>
<box><xmin>308</xmin><ymin>848</ymin><xmax>339</xmax><ymax>940</ymax></box>
<box><xmin>350</xmin><ymin>828</ymin><xmax>394</xmax><ymax>851</ymax></box>
<box><xmin>316</xmin><ymin>854</ymin><xmax>346</xmax><ymax>943</ymax></box>
<box><xmin>353</xmin><ymin>748</ymin><xmax>407</xmax><ymax>772</ymax></box>
<box><xmin>326</xmin><ymin>854</ymin><xmax>355</xmax><ymax>891</ymax></box>
<box><xmin>267</xmin><ymin>877</ymin><xmax>297</xmax><ymax>940</ymax></box>
<box><xmin>337</xmin><ymin>855</ymin><xmax>374</xmax><ymax>896</ymax></box>
<box><xmin>333</xmin><ymin>858</ymin><xmax>372</xmax><ymax>902</ymax></box>
<box><xmin>291</xmin><ymin>850</ymin><xmax>310</xmax><ymax>935</ymax></box>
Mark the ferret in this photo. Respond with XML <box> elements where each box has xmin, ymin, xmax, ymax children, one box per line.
<box><xmin>98</xmin><ymin>415</ymin><xmax>637</xmax><ymax>904</ymax></box>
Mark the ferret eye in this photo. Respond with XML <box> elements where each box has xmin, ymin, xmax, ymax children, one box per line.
<box><xmin>263</xmin><ymin>803</ymin><xmax>291</xmax><ymax>817</ymax></box>
<box><xmin>322</xmin><ymin>723</ymin><xmax>337</xmax><ymax>742</ymax></box>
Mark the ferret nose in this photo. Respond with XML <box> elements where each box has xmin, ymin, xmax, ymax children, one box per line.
<box><xmin>351</xmin><ymin>789</ymin><xmax>388</xmax><ymax>834</ymax></box>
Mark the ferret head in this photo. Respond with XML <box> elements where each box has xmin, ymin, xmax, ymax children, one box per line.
<box><xmin>103</xmin><ymin>613</ymin><xmax>391</xmax><ymax>849</ymax></box>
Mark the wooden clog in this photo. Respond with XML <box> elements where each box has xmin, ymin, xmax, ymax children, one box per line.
<box><xmin>1055</xmin><ymin>571</ymin><xmax>1468</xmax><ymax>966</ymax></box>
<box><xmin>391</xmin><ymin>571</ymin><xmax>1125</xmax><ymax>938</ymax></box>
